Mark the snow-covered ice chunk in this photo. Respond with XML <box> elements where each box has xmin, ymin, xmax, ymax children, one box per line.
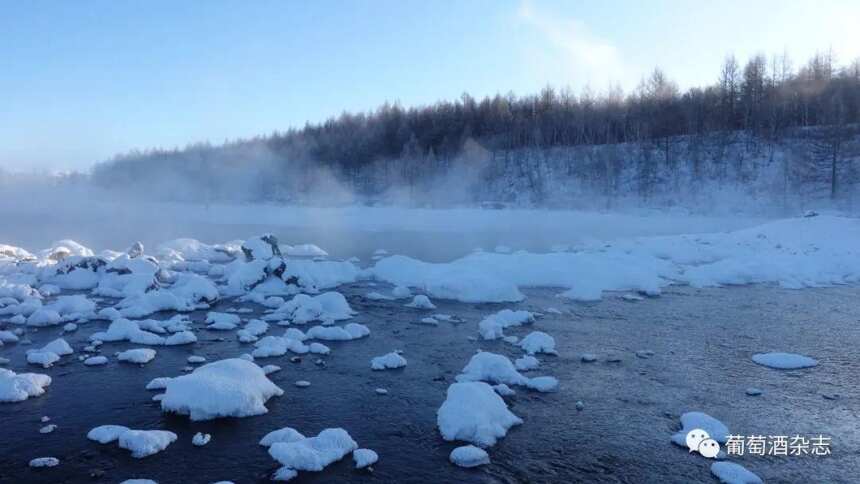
<box><xmin>405</xmin><ymin>295</ymin><xmax>436</xmax><ymax>309</ymax></box>
<box><xmin>27</xmin><ymin>351</ymin><xmax>60</xmax><ymax>368</ymax></box>
<box><xmin>40</xmin><ymin>424</ymin><xmax>57</xmax><ymax>433</ymax></box>
<box><xmin>192</xmin><ymin>432</ymin><xmax>211</xmax><ymax>446</ymax></box>
<box><xmin>187</xmin><ymin>355</ymin><xmax>206</xmax><ymax>364</ymax></box>
<box><xmin>267</xmin><ymin>428</ymin><xmax>358</xmax><ymax>476</ymax></box>
<box><xmin>752</xmin><ymin>352</ymin><xmax>817</xmax><ymax>369</ymax></box>
<box><xmin>274</xmin><ymin>292</ymin><xmax>355</xmax><ymax>324</ymax></box>
<box><xmin>306</xmin><ymin>323</ymin><xmax>369</xmax><ymax>341</ymax></box>
<box><xmin>205</xmin><ymin>312</ymin><xmax>240</xmax><ymax>330</ymax></box>
<box><xmin>710</xmin><ymin>461</ymin><xmax>763</xmax><ymax>484</ymax></box>
<box><xmin>164</xmin><ymin>331</ymin><xmax>197</xmax><ymax>346</ymax></box>
<box><xmin>87</xmin><ymin>425</ymin><xmax>130</xmax><ymax>444</ymax></box>
<box><xmin>260</xmin><ymin>427</ymin><xmax>306</xmax><ymax>447</ymax></box>
<box><xmin>353</xmin><ymin>448</ymin><xmax>378</xmax><ymax>469</ymax></box>
<box><xmin>294</xmin><ymin>380</ymin><xmax>311</xmax><ymax>388</ymax></box>
<box><xmin>146</xmin><ymin>377</ymin><xmax>172</xmax><ymax>390</ymax></box>
<box><xmin>514</xmin><ymin>355</ymin><xmax>540</xmax><ymax>371</ymax></box>
<box><xmin>449</xmin><ymin>445</ymin><xmax>490</xmax><ymax>468</ymax></box>
<box><xmin>437</xmin><ymin>382</ymin><xmax>522</xmax><ymax>447</ymax></box>
<box><xmin>0</xmin><ymin>368</ymin><xmax>51</xmax><ymax>402</ymax></box>
<box><xmin>29</xmin><ymin>457</ymin><xmax>59</xmax><ymax>468</ymax></box>
<box><xmin>41</xmin><ymin>338</ymin><xmax>74</xmax><ymax>356</ymax></box>
<box><xmin>263</xmin><ymin>365</ymin><xmax>281</xmax><ymax>375</ymax></box>
<box><xmin>84</xmin><ymin>356</ymin><xmax>108</xmax><ymax>366</ymax></box>
<box><xmin>119</xmin><ymin>429</ymin><xmax>178</xmax><ymax>458</ymax></box>
<box><xmin>670</xmin><ymin>412</ymin><xmax>730</xmax><ymax>446</ymax></box>
<box><xmin>252</xmin><ymin>336</ymin><xmax>309</xmax><ymax>358</ymax></box>
<box><xmin>457</xmin><ymin>352</ymin><xmax>528</xmax><ymax>386</ymax></box>
<box><xmin>371</xmin><ymin>352</ymin><xmax>407</xmax><ymax>370</ymax></box>
<box><xmin>519</xmin><ymin>331</ymin><xmax>558</xmax><ymax>355</ymax></box>
<box><xmin>161</xmin><ymin>358</ymin><xmax>283</xmax><ymax>420</ymax></box>
<box><xmin>478</xmin><ymin>309</ymin><xmax>535</xmax><ymax>340</ymax></box>
<box><xmin>117</xmin><ymin>348</ymin><xmax>157</xmax><ymax>364</ymax></box>
<box><xmin>90</xmin><ymin>319</ymin><xmax>165</xmax><ymax>345</ymax></box>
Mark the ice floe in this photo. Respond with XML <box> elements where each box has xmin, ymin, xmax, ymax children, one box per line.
<box><xmin>456</xmin><ymin>352</ymin><xmax>557</xmax><ymax>392</ymax></box>
<box><xmin>306</xmin><ymin>323</ymin><xmax>369</xmax><ymax>341</ymax></box>
<box><xmin>29</xmin><ymin>457</ymin><xmax>59</xmax><ymax>468</ymax></box>
<box><xmin>405</xmin><ymin>295</ymin><xmax>436</xmax><ymax>309</ymax></box>
<box><xmin>752</xmin><ymin>352</ymin><xmax>818</xmax><ymax>369</ymax></box>
<box><xmin>271</xmin><ymin>292</ymin><xmax>355</xmax><ymax>324</ymax></box>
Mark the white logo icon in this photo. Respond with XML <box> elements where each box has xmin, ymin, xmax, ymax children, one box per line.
<box><xmin>686</xmin><ymin>429</ymin><xmax>710</xmax><ymax>453</ymax></box>
<box><xmin>686</xmin><ymin>429</ymin><xmax>721</xmax><ymax>458</ymax></box>
<box><xmin>698</xmin><ymin>438</ymin><xmax>721</xmax><ymax>458</ymax></box>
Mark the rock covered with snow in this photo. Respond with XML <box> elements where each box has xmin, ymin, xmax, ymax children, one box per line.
<box><xmin>405</xmin><ymin>295</ymin><xmax>436</xmax><ymax>309</ymax></box>
<box><xmin>0</xmin><ymin>368</ymin><xmax>51</xmax><ymax>402</ymax></box>
<box><xmin>117</xmin><ymin>348</ymin><xmax>157</xmax><ymax>364</ymax></box>
<box><xmin>161</xmin><ymin>358</ymin><xmax>283</xmax><ymax>420</ymax></box>
<box><xmin>306</xmin><ymin>323</ymin><xmax>370</xmax><ymax>341</ymax></box>
<box><xmin>518</xmin><ymin>331</ymin><xmax>558</xmax><ymax>355</ymax></box>
<box><xmin>456</xmin><ymin>351</ymin><xmax>558</xmax><ymax>392</ymax></box>
<box><xmin>87</xmin><ymin>425</ymin><xmax>177</xmax><ymax>458</ymax></box>
<box><xmin>272</xmin><ymin>292</ymin><xmax>355</xmax><ymax>324</ymax></box>
<box><xmin>478</xmin><ymin>309</ymin><xmax>535</xmax><ymax>340</ymax></box>
<box><xmin>352</xmin><ymin>448</ymin><xmax>378</xmax><ymax>469</ymax></box>
<box><xmin>371</xmin><ymin>352</ymin><xmax>407</xmax><ymax>370</ymax></box>
<box><xmin>437</xmin><ymin>382</ymin><xmax>522</xmax><ymax>447</ymax></box>
<box><xmin>266</xmin><ymin>428</ymin><xmax>358</xmax><ymax>480</ymax></box>
<box><xmin>449</xmin><ymin>445</ymin><xmax>490</xmax><ymax>467</ymax></box>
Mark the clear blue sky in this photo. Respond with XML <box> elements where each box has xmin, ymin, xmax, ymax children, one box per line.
<box><xmin>2</xmin><ymin>0</ymin><xmax>858</xmax><ymax>172</ymax></box>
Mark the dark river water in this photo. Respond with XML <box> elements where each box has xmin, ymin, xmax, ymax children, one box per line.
<box><xmin>1</xmin><ymin>283</ymin><xmax>858</xmax><ymax>484</ymax></box>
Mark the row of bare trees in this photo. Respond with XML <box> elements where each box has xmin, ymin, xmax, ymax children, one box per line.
<box><xmin>92</xmin><ymin>50</ymin><xmax>860</xmax><ymax>206</ymax></box>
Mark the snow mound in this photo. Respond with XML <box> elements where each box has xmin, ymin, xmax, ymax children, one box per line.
<box><xmin>88</xmin><ymin>425</ymin><xmax>176</xmax><ymax>458</ymax></box>
<box><xmin>370</xmin><ymin>216</ymin><xmax>860</xmax><ymax>302</ymax></box>
<box><xmin>752</xmin><ymin>352</ymin><xmax>818</xmax><ymax>369</ymax></box>
<box><xmin>0</xmin><ymin>368</ymin><xmax>51</xmax><ymax>402</ymax></box>
<box><xmin>710</xmin><ymin>461</ymin><xmax>763</xmax><ymax>484</ymax></box>
<box><xmin>206</xmin><ymin>312</ymin><xmax>240</xmax><ymax>330</ymax></box>
<box><xmin>353</xmin><ymin>448</ymin><xmax>378</xmax><ymax>469</ymax></box>
<box><xmin>371</xmin><ymin>352</ymin><xmax>407</xmax><ymax>370</ymax></box>
<box><xmin>260</xmin><ymin>427</ymin><xmax>306</xmax><ymax>447</ymax></box>
<box><xmin>90</xmin><ymin>319</ymin><xmax>166</xmax><ymax>345</ymax></box>
<box><xmin>119</xmin><ymin>430</ymin><xmax>178</xmax><ymax>458</ymax></box>
<box><xmin>306</xmin><ymin>323</ymin><xmax>370</xmax><ymax>341</ymax></box>
<box><xmin>161</xmin><ymin>358</ymin><xmax>283</xmax><ymax>420</ymax></box>
<box><xmin>670</xmin><ymin>412</ymin><xmax>730</xmax><ymax>446</ymax></box>
<box><xmin>449</xmin><ymin>445</ymin><xmax>490</xmax><ymax>467</ymax></box>
<box><xmin>267</xmin><ymin>428</ymin><xmax>358</xmax><ymax>479</ymax></box>
<box><xmin>117</xmin><ymin>348</ymin><xmax>157</xmax><ymax>364</ymax></box>
<box><xmin>456</xmin><ymin>351</ymin><xmax>557</xmax><ymax>391</ymax></box>
<box><xmin>274</xmin><ymin>292</ymin><xmax>355</xmax><ymax>324</ymax></box>
<box><xmin>518</xmin><ymin>331</ymin><xmax>558</xmax><ymax>355</ymax></box>
<box><xmin>84</xmin><ymin>356</ymin><xmax>108</xmax><ymax>366</ymax></box>
<box><xmin>478</xmin><ymin>309</ymin><xmax>535</xmax><ymax>340</ymax></box>
<box><xmin>252</xmin><ymin>336</ymin><xmax>309</xmax><ymax>358</ymax></box>
<box><xmin>405</xmin><ymin>295</ymin><xmax>436</xmax><ymax>309</ymax></box>
<box><xmin>437</xmin><ymin>382</ymin><xmax>522</xmax><ymax>447</ymax></box>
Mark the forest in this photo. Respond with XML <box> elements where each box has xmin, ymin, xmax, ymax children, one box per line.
<box><xmin>91</xmin><ymin>50</ymin><xmax>860</xmax><ymax>211</ymax></box>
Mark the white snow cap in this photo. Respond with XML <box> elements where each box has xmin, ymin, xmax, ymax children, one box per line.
<box><xmin>353</xmin><ymin>448</ymin><xmax>378</xmax><ymax>469</ymax></box>
<box><xmin>267</xmin><ymin>428</ymin><xmax>358</xmax><ymax>479</ymax></box>
<box><xmin>752</xmin><ymin>352</ymin><xmax>817</xmax><ymax>369</ymax></box>
<box><xmin>371</xmin><ymin>352</ymin><xmax>407</xmax><ymax>370</ymax></box>
<box><xmin>710</xmin><ymin>461</ymin><xmax>763</xmax><ymax>484</ymax></box>
<box><xmin>437</xmin><ymin>381</ymin><xmax>523</xmax><ymax>447</ymax></box>
<box><xmin>449</xmin><ymin>445</ymin><xmax>490</xmax><ymax>468</ymax></box>
<box><xmin>161</xmin><ymin>358</ymin><xmax>283</xmax><ymax>420</ymax></box>
<box><xmin>87</xmin><ymin>425</ymin><xmax>177</xmax><ymax>458</ymax></box>
<box><xmin>479</xmin><ymin>309</ymin><xmax>535</xmax><ymax>340</ymax></box>
<box><xmin>670</xmin><ymin>412</ymin><xmax>730</xmax><ymax>446</ymax></box>
<box><xmin>0</xmin><ymin>368</ymin><xmax>51</xmax><ymax>403</ymax></box>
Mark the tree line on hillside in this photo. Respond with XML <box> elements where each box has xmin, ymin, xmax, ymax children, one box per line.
<box><xmin>93</xmin><ymin>50</ymin><xmax>860</xmax><ymax>205</ymax></box>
